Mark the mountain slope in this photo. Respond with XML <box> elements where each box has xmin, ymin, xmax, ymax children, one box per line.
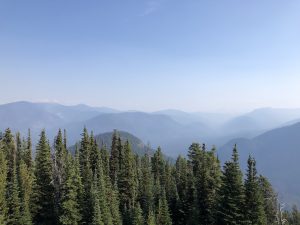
<box><xmin>219</xmin><ymin>122</ymin><xmax>300</xmax><ymax>206</ymax></box>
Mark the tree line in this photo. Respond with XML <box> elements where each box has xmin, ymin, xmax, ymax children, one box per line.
<box><xmin>0</xmin><ymin>127</ymin><xmax>297</xmax><ymax>225</ymax></box>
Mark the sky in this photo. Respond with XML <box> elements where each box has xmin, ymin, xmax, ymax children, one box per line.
<box><xmin>1</xmin><ymin>0</ymin><xmax>300</xmax><ymax>113</ymax></box>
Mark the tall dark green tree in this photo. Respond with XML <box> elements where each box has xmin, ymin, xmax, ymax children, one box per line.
<box><xmin>218</xmin><ymin>145</ymin><xmax>246</xmax><ymax>225</ymax></box>
<box><xmin>118</xmin><ymin>140</ymin><xmax>136</xmax><ymax>224</ymax></box>
<box><xmin>156</xmin><ymin>189</ymin><xmax>172</xmax><ymax>225</ymax></box>
<box><xmin>78</xmin><ymin>128</ymin><xmax>93</xmax><ymax>225</ymax></box>
<box><xmin>32</xmin><ymin>130</ymin><xmax>56</xmax><ymax>225</ymax></box>
<box><xmin>54</xmin><ymin>129</ymin><xmax>68</xmax><ymax>220</ymax></box>
<box><xmin>110</xmin><ymin>130</ymin><xmax>120</xmax><ymax>186</ymax></box>
<box><xmin>2</xmin><ymin>129</ymin><xmax>21</xmax><ymax>225</ymax></box>
<box><xmin>59</xmin><ymin>154</ymin><xmax>81</xmax><ymax>225</ymax></box>
<box><xmin>18</xmin><ymin>159</ymin><xmax>33</xmax><ymax>225</ymax></box>
<box><xmin>0</xmin><ymin>141</ymin><xmax>8</xmax><ymax>224</ymax></box>
<box><xmin>258</xmin><ymin>175</ymin><xmax>277</xmax><ymax>225</ymax></box>
<box><xmin>244</xmin><ymin>156</ymin><xmax>266</xmax><ymax>225</ymax></box>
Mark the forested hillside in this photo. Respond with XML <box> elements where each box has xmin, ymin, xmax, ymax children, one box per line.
<box><xmin>0</xmin><ymin>128</ymin><xmax>299</xmax><ymax>225</ymax></box>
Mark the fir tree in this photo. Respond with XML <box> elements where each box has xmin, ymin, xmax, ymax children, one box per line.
<box><xmin>110</xmin><ymin>130</ymin><xmax>120</xmax><ymax>186</ymax></box>
<box><xmin>79</xmin><ymin>128</ymin><xmax>93</xmax><ymax>224</ymax></box>
<box><xmin>0</xmin><ymin>143</ymin><xmax>8</xmax><ymax>224</ymax></box>
<box><xmin>218</xmin><ymin>145</ymin><xmax>246</xmax><ymax>225</ymax></box>
<box><xmin>91</xmin><ymin>173</ymin><xmax>104</xmax><ymax>225</ymax></box>
<box><xmin>18</xmin><ymin>160</ymin><xmax>33</xmax><ymax>225</ymax></box>
<box><xmin>139</xmin><ymin>154</ymin><xmax>154</xmax><ymax>217</ymax></box>
<box><xmin>132</xmin><ymin>203</ymin><xmax>144</xmax><ymax>225</ymax></box>
<box><xmin>244</xmin><ymin>156</ymin><xmax>266</xmax><ymax>225</ymax></box>
<box><xmin>3</xmin><ymin>129</ymin><xmax>21</xmax><ymax>225</ymax></box>
<box><xmin>59</xmin><ymin>154</ymin><xmax>81</xmax><ymax>225</ymax></box>
<box><xmin>118</xmin><ymin>140</ymin><xmax>136</xmax><ymax>224</ymax></box>
<box><xmin>258</xmin><ymin>175</ymin><xmax>277</xmax><ymax>225</ymax></box>
<box><xmin>156</xmin><ymin>190</ymin><xmax>172</xmax><ymax>225</ymax></box>
<box><xmin>32</xmin><ymin>130</ymin><xmax>56</xmax><ymax>225</ymax></box>
<box><xmin>146</xmin><ymin>210</ymin><xmax>156</xmax><ymax>225</ymax></box>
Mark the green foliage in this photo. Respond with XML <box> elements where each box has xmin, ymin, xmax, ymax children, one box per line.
<box><xmin>0</xmin><ymin>128</ymin><xmax>279</xmax><ymax>225</ymax></box>
<box><xmin>217</xmin><ymin>145</ymin><xmax>246</xmax><ymax>225</ymax></box>
<box><xmin>59</xmin><ymin>154</ymin><xmax>81</xmax><ymax>225</ymax></box>
<box><xmin>0</xmin><ymin>142</ymin><xmax>8</xmax><ymax>224</ymax></box>
<box><xmin>32</xmin><ymin>130</ymin><xmax>56</xmax><ymax>225</ymax></box>
<box><xmin>244</xmin><ymin>156</ymin><xmax>266</xmax><ymax>225</ymax></box>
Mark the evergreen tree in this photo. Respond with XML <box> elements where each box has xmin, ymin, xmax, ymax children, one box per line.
<box><xmin>78</xmin><ymin>128</ymin><xmax>93</xmax><ymax>225</ymax></box>
<box><xmin>59</xmin><ymin>154</ymin><xmax>81</xmax><ymax>225</ymax></box>
<box><xmin>146</xmin><ymin>210</ymin><xmax>156</xmax><ymax>225</ymax></box>
<box><xmin>18</xmin><ymin>160</ymin><xmax>33</xmax><ymax>225</ymax></box>
<box><xmin>24</xmin><ymin>129</ymin><xmax>33</xmax><ymax>169</ymax></box>
<box><xmin>156</xmin><ymin>190</ymin><xmax>172</xmax><ymax>225</ymax></box>
<box><xmin>0</xmin><ymin>142</ymin><xmax>8</xmax><ymax>224</ymax></box>
<box><xmin>139</xmin><ymin>154</ymin><xmax>154</xmax><ymax>217</ymax></box>
<box><xmin>258</xmin><ymin>175</ymin><xmax>277</xmax><ymax>225</ymax></box>
<box><xmin>132</xmin><ymin>203</ymin><xmax>144</xmax><ymax>225</ymax></box>
<box><xmin>218</xmin><ymin>145</ymin><xmax>246</xmax><ymax>225</ymax></box>
<box><xmin>2</xmin><ymin>129</ymin><xmax>21</xmax><ymax>225</ymax></box>
<box><xmin>118</xmin><ymin>140</ymin><xmax>136</xmax><ymax>224</ymax></box>
<box><xmin>91</xmin><ymin>173</ymin><xmax>104</xmax><ymax>225</ymax></box>
<box><xmin>32</xmin><ymin>130</ymin><xmax>56</xmax><ymax>225</ymax></box>
<box><xmin>53</xmin><ymin>129</ymin><xmax>67</xmax><ymax>221</ymax></box>
<box><xmin>110</xmin><ymin>130</ymin><xmax>120</xmax><ymax>186</ymax></box>
<box><xmin>244</xmin><ymin>156</ymin><xmax>266</xmax><ymax>225</ymax></box>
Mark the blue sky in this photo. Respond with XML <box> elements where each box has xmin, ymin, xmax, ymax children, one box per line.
<box><xmin>1</xmin><ymin>0</ymin><xmax>300</xmax><ymax>112</ymax></box>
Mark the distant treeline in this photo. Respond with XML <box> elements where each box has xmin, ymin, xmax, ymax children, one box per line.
<box><xmin>0</xmin><ymin>128</ymin><xmax>299</xmax><ymax>225</ymax></box>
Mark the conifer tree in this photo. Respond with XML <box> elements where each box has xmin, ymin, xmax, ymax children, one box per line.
<box><xmin>118</xmin><ymin>140</ymin><xmax>136</xmax><ymax>224</ymax></box>
<box><xmin>244</xmin><ymin>156</ymin><xmax>266</xmax><ymax>225</ymax></box>
<box><xmin>132</xmin><ymin>203</ymin><xmax>144</xmax><ymax>225</ymax></box>
<box><xmin>139</xmin><ymin>154</ymin><xmax>154</xmax><ymax>217</ymax></box>
<box><xmin>258</xmin><ymin>175</ymin><xmax>277</xmax><ymax>225</ymax></box>
<box><xmin>78</xmin><ymin>128</ymin><xmax>93</xmax><ymax>224</ymax></box>
<box><xmin>146</xmin><ymin>210</ymin><xmax>156</xmax><ymax>225</ymax></box>
<box><xmin>91</xmin><ymin>173</ymin><xmax>104</xmax><ymax>225</ymax></box>
<box><xmin>24</xmin><ymin>129</ymin><xmax>33</xmax><ymax>169</ymax></box>
<box><xmin>18</xmin><ymin>160</ymin><xmax>33</xmax><ymax>225</ymax></box>
<box><xmin>110</xmin><ymin>130</ymin><xmax>120</xmax><ymax>186</ymax></box>
<box><xmin>2</xmin><ymin>129</ymin><xmax>21</xmax><ymax>225</ymax></box>
<box><xmin>156</xmin><ymin>190</ymin><xmax>172</xmax><ymax>225</ymax></box>
<box><xmin>59</xmin><ymin>154</ymin><xmax>81</xmax><ymax>225</ymax></box>
<box><xmin>0</xmin><ymin>142</ymin><xmax>8</xmax><ymax>224</ymax></box>
<box><xmin>218</xmin><ymin>145</ymin><xmax>246</xmax><ymax>225</ymax></box>
<box><xmin>54</xmin><ymin>129</ymin><xmax>67</xmax><ymax>220</ymax></box>
<box><xmin>32</xmin><ymin>130</ymin><xmax>56</xmax><ymax>225</ymax></box>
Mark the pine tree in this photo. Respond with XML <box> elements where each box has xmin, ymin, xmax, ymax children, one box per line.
<box><xmin>24</xmin><ymin>129</ymin><xmax>33</xmax><ymax>169</ymax></box>
<box><xmin>132</xmin><ymin>203</ymin><xmax>144</xmax><ymax>225</ymax></box>
<box><xmin>59</xmin><ymin>154</ymin><xmax>81</xmax><ymax>225</ymax></box>
<box><xmin>54</xmin><ymin>129</ymin><xmax>68</xmax><ymax>221</ymax></box>
<box><xmin>139</xmin><ymin>154</ymin><xmax>154</xmax><ymax>217</ymax></box>
<box><xmin>79</xmin><ymin>128</ymin><xmax>93</xmax><ymax>224</ymax></box>
<box><xmin>146</xmin><ymin>210</ymin><xmax>156</xmax><ymax>225</ymax></box>
<box><xmin>156</xmin><ymin>189</ymin><xmax>172</xmax><ymax>225</ymax></box>
<box><xmin>32</xmin><ymin>130</ymin><xmax>56</xmax><ymax>225</ymax></box>
<box><xmin>118</xmin><ymin>140</ymin><xmax>136</xmax><ymax>224</ymax></box>
<box><xmin>110</xmin><ymin>130</ymin><xmax>120</xmax><ymax>186</ymax></box>
<box><xmin>91</xmin><ymin>173</ymin><xmax>104</xmax><ymax>225</ymax></box>
<box><xmin>244</xmin><ymin>156</ymin><xmax>266</xmax><ymax>225</ymax></box>
<box><xmin>94</xmin><ymin>145</ymin><xmax>113</xmax><ymax>225</ymax></box>
<box><xmin>258</xmin><ymin>175</ymin><xmax>277</xmax><ymax>225</ymax></box>
<box><xmin>218</xmin><ymin>145</ymin><xmax>246</xmax><ymax>225</ymax></box>
<box><xmin>18</xmin><ymin>160</ymin><xmax>33</xmax><ymax>225</ymax></box>
<box><xmin>3</xmin><ymin>129</ymin><xmax>21</xmax><ymax>225</ymax></box>
<box><xmin>0</xmin><ymin>142</ymin><xmax>8</xmax><ymax>224</ymax></box>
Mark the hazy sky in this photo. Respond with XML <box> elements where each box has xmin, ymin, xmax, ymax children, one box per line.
<box><xmin>1</xmin><ymin>0</ymin><xmax>300</xmax><ymax>112</ymax></box>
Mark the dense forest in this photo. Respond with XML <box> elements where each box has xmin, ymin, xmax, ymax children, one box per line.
<box><xmin>0</xmin><ymin>128</ymin><xmax>299</xmax><ymax>225</ymax></box>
